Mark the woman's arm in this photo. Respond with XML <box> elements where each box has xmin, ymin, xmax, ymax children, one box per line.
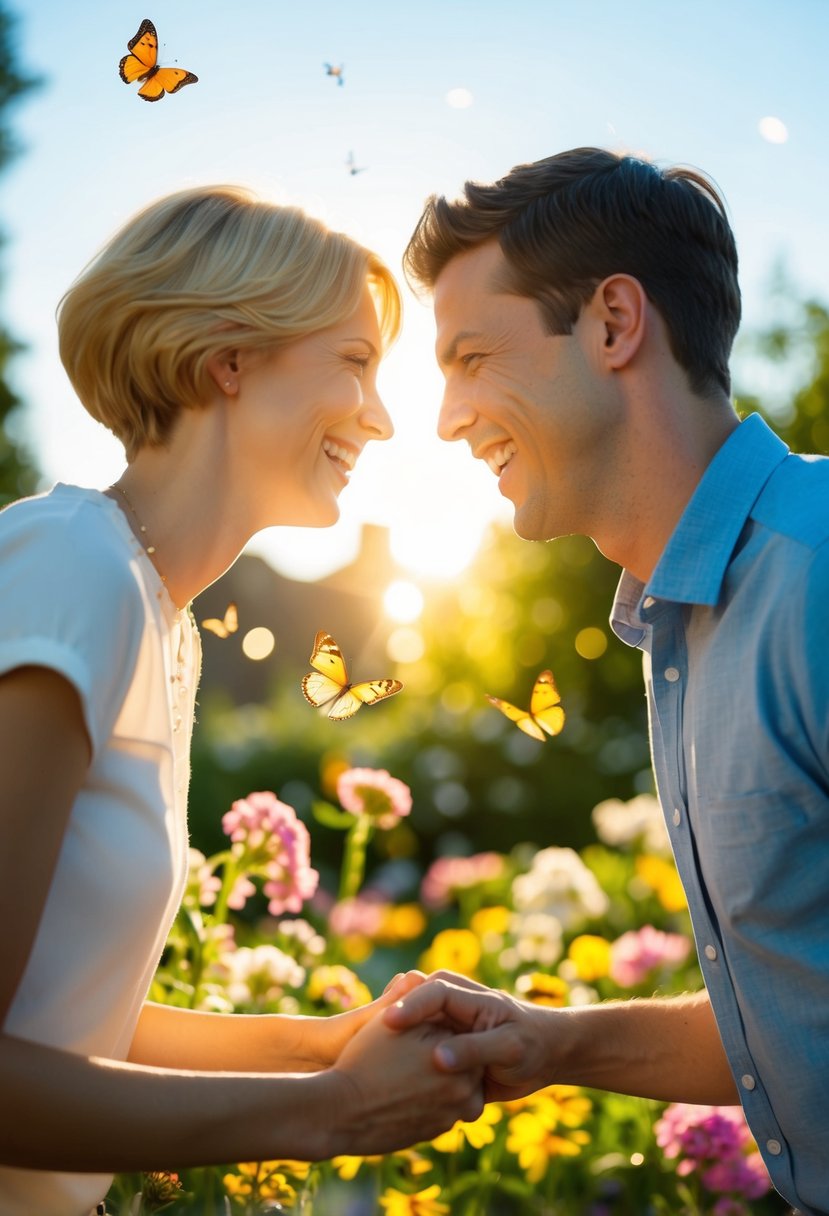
<box><xmin>385</xmin><ymin>971</ymin><xmax>739</xmax><ymax>1106</ymax></box>
<box><xmin>0</xmin><ymin>669</ymin><xmax>482</xmax><ymax>1170</ymax></box>
<box><xmin>129</xmin><ymin>973</ymin><xmax>424</xmax><ymax>1073</ymax></box>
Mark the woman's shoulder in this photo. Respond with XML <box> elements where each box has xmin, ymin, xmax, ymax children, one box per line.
<box><xmin>2</xmin><ymin>483</ymin><xmax>132</xmax><ymax>575</ymax></box>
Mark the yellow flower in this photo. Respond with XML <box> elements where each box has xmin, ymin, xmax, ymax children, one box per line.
<box><xmin>636</xmin><ymin>855</ymin><xmax>687</xmax><ymax>912</ymax></box>
<box><xmin>378</xmin><ymin>903</ymin><xmax>427</xmax><ymax>944</ymax></box>
<box><xmin>331</xmin><ymin>1154</ymin><xmax>382</xmax><ymax>1180</ymax></box>
<box><xmin>507</xmin><ymin>1109</ymin><xmax>591</xmax><ymax>1181</ymax></box>
<box><xmin>223</xmin><ymin>1159</ymin><xmax>300</xmax><ymax>1205</ymax></box>
<box><xmin>503</xmin><ymin>1084</ymin><xmax>592</xmax><ymax>1179</ymax></box>
<box><xmin>567</xmin><ymin>935</ymin><xmax>612</xmax><ymax>981</ymax></box>
<box><xmin>332</xmin><ymin>1149</ymin><xmax>432</xmax><ymax>1182</ymax></box>
<box><xmin>306</xmin><ymin>964</ymin><xmax>372</xmax><ymax>1010</ymax></box>
<box><xmin>419</xmin><ymin>929</ymin><xmax>481</xmax><ymax>978</ymax></box>
<box><xmin>470</xmin><ymin>905</ymin><xmax>511</xmax><ymax>937</ymax></box>
<box><xmin>430</xmin><ymin>1104</ymin><xmax>502</xmax><ymax>1153</ymax></box>
<box><xmin>379</xmin><ymin>1183</ymin><xmax>450</xmax><ymax>1215</ymax></box>
<box><xmin>514</xmin><ymin>971</ymin><xmax>569</xmax><ymax>1007</ymax></box>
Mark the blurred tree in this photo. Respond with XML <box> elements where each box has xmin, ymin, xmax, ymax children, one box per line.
<box><xmin>0</xmin><ymin>4</ymin><xmax>42</xmax><ymax>506</ymax></box>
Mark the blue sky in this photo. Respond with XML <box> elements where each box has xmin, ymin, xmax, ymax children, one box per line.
<box><xmin>4</xmin><ymin>0</ymin><xmax>829</xmax><ymax>579</ymax></box>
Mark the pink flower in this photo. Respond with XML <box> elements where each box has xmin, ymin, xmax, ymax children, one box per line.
<box><xmin>222</xmin><ymin>791</ymin><xmax>319</xmax><ymax>916</ymax></box>
<box><xmin>329</xmin><ymin>894</ymin><xmax>389</xmax><ymax>938</ymax></box>
<box><xmin>421</xmin><ymin>852</ymin><xmax>505</xmax><ymax>909</ymax></box>
<box><xmin>336</xmin><ymin>767</ymin><xmax>412</xmax><ymax>830</ymax></box>
<box><xmin>702</xmin><ymin>1153</ymin><xmax>771</xmax><ymax>1200</ymax></box>
<box><xmin>655</xmin><ymin>1104</ymin><xmax>771</xmax><ymax>1201</ymax></box>
<box><xmin>609</xmin><ymin>924</ymin><xmax>690</xmax><ymax>987</ymax></box>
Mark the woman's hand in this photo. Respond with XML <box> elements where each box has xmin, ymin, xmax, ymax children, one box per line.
<box><xmin>321</xmin><ymin>1003</ymin><xmax>484</xmax><ymax>1157</ymax></box>
<box><xmin>383</xmin><ymin>969</ymin><xmax>555</xmax><ymax>1103</ymax></box>
<box><xmin>292</xmin><ymin>970</ymin><xmax>427</xmax><ymax>1068</ymax></box>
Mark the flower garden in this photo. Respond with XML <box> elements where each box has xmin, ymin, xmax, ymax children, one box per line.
<box><xmin>106</xmin><ymin>769</ymin><xmax>788</xmax><ymax>1216</ymax></box>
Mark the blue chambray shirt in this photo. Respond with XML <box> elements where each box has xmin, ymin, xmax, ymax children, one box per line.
<box><xmin>610</xmin><ymin>413</ymin><xmax>829</xmax><ymax>1215</ymax></box>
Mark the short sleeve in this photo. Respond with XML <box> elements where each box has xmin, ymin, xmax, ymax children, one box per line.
<box><xmin>0</xmin><ymin>495</ymin><xmax>145</xmax><ymax>758</ymax></box>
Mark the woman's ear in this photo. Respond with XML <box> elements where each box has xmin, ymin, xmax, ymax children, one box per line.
<box><xmin>206</xmin><ymin>352</ymin><xmax>240</xmax><ymax>395</ymax></box>
<box><xmin>593</xmin><ymin>274</ymin><xmax>647</xmax><ymax>371</ymax></box>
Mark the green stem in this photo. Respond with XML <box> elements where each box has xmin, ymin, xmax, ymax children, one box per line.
<box><xmin>339</xmin><ymin>815</ymin><xmax>372</xmax><ymax>901</ymax></box>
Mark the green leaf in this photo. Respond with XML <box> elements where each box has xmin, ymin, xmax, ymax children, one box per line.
<box><xmin>311</xmin><ymin>800</ymin><xmax>355</xmax><ymax>830</ymax></box>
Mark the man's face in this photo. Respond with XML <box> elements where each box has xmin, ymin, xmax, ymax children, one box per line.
<box><xmin>434</xmin><ymin>240</ymin><xmax>617</xmax><ymax>543</ymax></box>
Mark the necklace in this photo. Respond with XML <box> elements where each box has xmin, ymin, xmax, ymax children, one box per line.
<box><xmin>112</xmin><ymin>482</ymin><xmax>167</xmax><ymax>586</ymax></box>
<box><xmin>111</xmin><ymin>482</ymin><xmax>193</xmax><ymax>712</ymax></box>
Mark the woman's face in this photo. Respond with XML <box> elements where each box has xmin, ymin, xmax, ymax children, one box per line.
<box><xmin>232</xmin><ymin>283</ymin><xmax>394</xmax><ymax>528</ymax></box>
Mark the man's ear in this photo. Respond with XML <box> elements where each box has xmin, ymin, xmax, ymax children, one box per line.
<box><xmin>591</xmin><ymin>275</ymin><xmax>647</xmax><ymax>371</ymax></box>
<box><xmin>206</xmin><ymin>352</ymin><xmax>240</xmax><ymax>395</ymax></box>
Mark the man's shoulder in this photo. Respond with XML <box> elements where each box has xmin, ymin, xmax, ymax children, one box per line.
<box><xmin>752</xmin><ymin>450</ymin><xmax>829</xmax><ymax>551</ymax></box>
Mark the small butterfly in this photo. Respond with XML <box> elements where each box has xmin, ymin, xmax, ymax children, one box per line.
<box><xmin>346</xmin><ymin>150</ymin><xmax>367</xmax><ymax>176</ymax></box>
<box><xmin>486</xmin><ymin>669</ymin><xmax>565</xmax><ymax>742</ymax></box>
<box><xmin>119</xmin><ymin>19</ymin><xmax>199</xmax><ymax>102</ymax></box>
<box><xmin>201</xmin><ymin>603</ymin><xmax>238</xmax><ymax>639</ymax></box>
<box><xmin>302</xmin><ymin>630</ymin><xmax>403</xmax><ymax>720</ymax></box>
<box><xmin>324</xmin><ymin>62</ymin><xmax>345</xmax><ymax>86</ymax></box>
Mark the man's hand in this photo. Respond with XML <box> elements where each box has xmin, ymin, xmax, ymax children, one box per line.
<box><xmin>383</xmin><ymin>970</ymin><xmax>554</xmax><ymax>1103</ymax></box>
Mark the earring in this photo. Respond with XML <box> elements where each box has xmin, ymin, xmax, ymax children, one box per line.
<box><xmin>225</xmin><ymin>380</ymin><xmax>232</xmax><ymax>388</ymax></box>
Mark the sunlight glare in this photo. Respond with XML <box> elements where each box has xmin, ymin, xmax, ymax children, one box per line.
<box><xmin>241</xmin><ymin>626</ymin><xmax>276</xmax><ymax>661</ymax></box>
<box><xmin>384</xmin><ymin>579</ymin><xmax>424</xmax><ymax>623</ymax></box>
<box><xmin>446</xmin><ymin>87</ymin><xmax>474</xmax><ymax>109</ymax></box>
<box><xmin>758</xmin><ymin>115</ymin><xmax>789</xmax><ymax>144</ymax></box>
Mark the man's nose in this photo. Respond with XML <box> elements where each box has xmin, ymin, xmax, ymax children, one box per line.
<box><xmin>437</xmin><ymin>382</ymin><xmax>476</xmax><ymax>442</ymax></box>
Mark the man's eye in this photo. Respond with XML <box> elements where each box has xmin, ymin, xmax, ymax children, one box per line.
<box><xmin>462</xmin><ymin>353</ymin><xmax>482</xmax><ymax>367</ymax></box>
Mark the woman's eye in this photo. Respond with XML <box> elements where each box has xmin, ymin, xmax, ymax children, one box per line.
<box><xmin>347</xmin><ymin>356</ymin><xmax>368</xmax><ymax>377</ymax></box>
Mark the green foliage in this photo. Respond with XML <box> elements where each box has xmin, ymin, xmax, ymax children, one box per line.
<box><xmin>0</xmin><ymin>3</ymin><xmax>43</xmax><ymax>506</ymax></box>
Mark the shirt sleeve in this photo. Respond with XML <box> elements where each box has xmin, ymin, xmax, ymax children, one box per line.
<box><xmin>0</xmin><ymin>501</ymin><xmax>145</xmax><ymax>758</ymax></box>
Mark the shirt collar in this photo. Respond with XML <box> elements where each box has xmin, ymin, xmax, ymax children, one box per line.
<box><xmin>611</xmin><ymin>413</ymin><xmax>789</xmax><ymax>642</ymax></box>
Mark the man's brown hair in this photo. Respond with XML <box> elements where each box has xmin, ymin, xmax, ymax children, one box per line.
<box><xmin>404</xmin><ymin>147</ymin><xmax>741</xmax><ymax>397</ymax></box>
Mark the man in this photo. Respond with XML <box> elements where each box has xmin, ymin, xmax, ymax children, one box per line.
<box><xmin>385</xmin><ymin>148</ymin><xmax>828</xmax><ymax>1215</ymax></box>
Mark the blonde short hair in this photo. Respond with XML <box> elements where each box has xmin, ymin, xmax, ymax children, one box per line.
<box><xmin>58</xmin><ymin>185</ymin><xmax>402</xmax><ymax>457</ymax></box>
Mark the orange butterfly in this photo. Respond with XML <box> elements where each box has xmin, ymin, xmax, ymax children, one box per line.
<box><xmin>201</xmin><ymin>603</ymin><xmax>238</xmax><ymax>639</ymax></box>
<box><xmin>302</xmin><ymin>631</ymin><xmax>402</xmax><ymax>720</ymax></box>
<box><xmin>486</xmin><ymin>669</ymin><xmax>565</xmax><ymax>742</ymax></box>
<box><xmin>119</xmin><ymin>19</ymin><xmax>198</xmax><ymax>102</ymax></box>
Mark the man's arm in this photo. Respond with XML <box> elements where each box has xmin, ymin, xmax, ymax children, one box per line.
<box><xmin>384</xmin><ymin>971</ymin><xmax>739</xmax><ymax>1106</ymax></box>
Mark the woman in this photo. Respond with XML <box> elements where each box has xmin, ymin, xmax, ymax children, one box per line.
<box><xmin>0</xmin><ymin>186</ymin><xmax>481</xmax><ymax>1215</ymax></box>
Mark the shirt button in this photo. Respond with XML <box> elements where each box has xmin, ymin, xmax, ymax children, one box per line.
<box><xmin>672</xmin><ymin>808</ymin><xmax>682</xmax><ymax>826</ymax></box>
<box><xmin>741</xmin><ymin>1074</ymin><xmax>756</xmax><ymax>1091</ymax></box>
<box><xmin>766</xmin><ymin>1139</ymin><xmax>782</xmax><ymax>1156</ymax></box>
<box><xmin>704</xmin><ymin>944</ymin><xmax>718</xmax><ymax>961</ymax></box>
<box><xmin>664</xmin><ymin>666</ymin><xmax>680</xmax><ymax>682</ymax></box>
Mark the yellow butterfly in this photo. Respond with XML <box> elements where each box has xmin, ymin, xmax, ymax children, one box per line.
<box><xmin>302</xmin><ymin>631</ymin><xmax>403</xmax><ymax>721</ymax></box>
<box><xmin>119</xmin><ymin>19</ymin><xmax>199</xmax><ymax>102</ymax></box>
<box><xmin>485</xmin><ymin>669</ymin><xmax>565</xmax><ymax>742</ymax></box>
<box><xmin>201</xmin><ymin>603</ymin><xmax>238</xmax><ymax>639</ymax></box>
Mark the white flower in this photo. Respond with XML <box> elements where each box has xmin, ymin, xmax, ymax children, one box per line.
<box><xmin>510</xmin><ymin>911</ymin><xmax>563</xmax><ymax>966</ymax></box>
<box><xmin>591</xmin><ymin>794</ymin><xmax>671</xmax><ymax>855</ymax></box>
<box><xmin>214</xmin><ymin>944</ymin><xmax>306</xmax><ymax>1007</ymax></box>
<box><xmin>511</xmin><ymin>846</ymin><xmax>609</xmax><ymax>930</ymax></box>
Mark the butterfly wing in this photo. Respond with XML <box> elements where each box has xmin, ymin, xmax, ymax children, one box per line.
<box><xmin>201</xmin><ymin>603</ymin><xmax>238</xmax><ymax>639</ymax></box>
<box><xmin>138</xmin><ymin>67</ymin><xmax>198</xmax><ymax>101</ymax></box>
<box><xmin>119</xmin><ymin>19</ymin><xmax>157</xmax><ymax>82</ymax></box>
<box><xmin>302</xmin><ymin>670</ymin><xmax>347</xmax><ymax>711</ymax></box>
<box><xmin>485</xmin><ymin>693</ymin><xmax>548</xmax><ymax>742</ymax></box>
<box><xmin>528</xmin><ymin>669</ymin><xmax>565</xmax><ymax>738</ymax></box>
<box><xmin>308</xmin><ymin>632</ymin><xmax>349</xmax><ymax>685</ymax></box>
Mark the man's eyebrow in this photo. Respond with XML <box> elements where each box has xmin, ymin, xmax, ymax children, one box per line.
<box><xmin>437</xmin><ymin>330</ymin><xmax>484</xmax><ymax>368</ymax></box>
